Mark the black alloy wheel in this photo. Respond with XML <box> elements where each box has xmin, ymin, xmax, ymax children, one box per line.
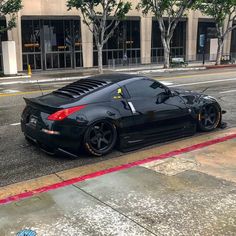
<box><xmin>198</xmin><ymin>104</ymin><xmax>221</xmax><ymax>131</ymax></box>
<box><xmin>84</xmin><ymin>120</ymin><xmax>117</xmax><ymax>156</ymax></box>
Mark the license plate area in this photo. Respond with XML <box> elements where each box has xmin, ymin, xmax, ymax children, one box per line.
<box><xmin>28</xmin><ymin>115</ymin><xmax>38</xmax><ymax>128</ymax></box>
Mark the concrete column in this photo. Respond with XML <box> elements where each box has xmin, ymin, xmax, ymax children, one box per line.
<box><xmin>2</xmin><ymin>41</ymin><xmax>17</xmax><ymax>75</ymax></box>
<box><xmin>6</xmin><ymin>14</ymin><xmax>22</xmax><ymax>72</ymax></box>
<box><xmin>186</xmin><ymin>13</ymin><xmax>198</xmax><ymax>61</ymax></box>
<box><xmin>81</xmin><ymin>21</ymin><xmax>93</xmax><ymax>68</ymax></box>
<box><xmin>140</xmin><ymin>16</ymin><xmax>152</xmax><ymax>64</ymax></box>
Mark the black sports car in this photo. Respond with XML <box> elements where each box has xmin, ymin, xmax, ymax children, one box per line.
<box><xmin>21</xmin><ymin>73</ymin><xmax>225</xmax><ymax>157</ymax></box>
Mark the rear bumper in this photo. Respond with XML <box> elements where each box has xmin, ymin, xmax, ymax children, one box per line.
<box><xmin>21</xmin><ymin>122</ymin><xmax>85</xmax><ymax>157</ymax></box>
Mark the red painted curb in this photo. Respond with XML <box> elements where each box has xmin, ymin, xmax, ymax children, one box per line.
<box><xmin>1</xmin><ymin>133</ymin><xmax>236</xmax><ymax>205</ymax></box>
<box><xmin>206</xmin><ymin>64</ymin><xmax>236</xmax><ymax>69</ymax></box>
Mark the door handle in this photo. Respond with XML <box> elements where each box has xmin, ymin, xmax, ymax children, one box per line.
<box><xmin>128</xmin><ymin>102</ymin><xmax>137</xmax><ymax>114</ymax></box>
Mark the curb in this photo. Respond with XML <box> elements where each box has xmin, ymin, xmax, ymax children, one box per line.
<box><xmin>0</xmin><ymin>75</ymin><xmax>89</xmax><ymax>85</ymax></box>
<box><xmin>112</xmin><ymin>66</ymin><xmax>206</xmax><ymax>74</ymax></box>
<box><xmin>0</xmin><ymin>67</ymin><xmax>206</xmax><ymax>85</ymax></box>
<box><xmin>206</xmin><ymin>64</ymin><xmax>236</xmax><ymax>69</ymax></box>
<box><xmin>0</xmin><ymin>132</ymin><xmax>236</xmax><ymax>205</ymax></box>
<box><xmin>130</xmin><ymin>67</ymin><xmax>206</xmax><ymax>74</ymax></box>
<box><xmin>0</xmin><ymin>75</ymin><xmax>31</xmax><ymax>80</ymax></box>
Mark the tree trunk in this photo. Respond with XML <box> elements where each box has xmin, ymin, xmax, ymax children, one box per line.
<box><xmin>215</xmin><ymin>38</ymin><xmax>224</xmax><ymax>66</ymax></box>
<box><xmin>97</xmin><ymin>44</ymin><xmax>103</xmax><ymax>74</ymax></box>
<box><xmin>161</xmin><ymin>35</ymin><xmax>170</xmax><ymax>68</ymax></box>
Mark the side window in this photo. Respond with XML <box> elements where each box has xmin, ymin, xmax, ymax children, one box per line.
<box><xmin>125</xmin><ymin>79</ymin><xmax>166</xmax><ymax>98</ymax></box>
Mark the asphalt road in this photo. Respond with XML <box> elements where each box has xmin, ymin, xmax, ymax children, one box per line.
<box><xmin>0</xmin><ymin>68</ymin><xmax>236</xmax><ymax>187</ymax></box>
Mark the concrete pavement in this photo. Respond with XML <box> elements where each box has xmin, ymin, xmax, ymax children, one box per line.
<box><xmin>0</xmin><ymin>128</ymin><xmax>236</xmax><ymax>235</ymax></box>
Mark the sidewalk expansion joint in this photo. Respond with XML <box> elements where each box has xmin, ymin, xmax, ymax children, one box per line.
<box><xmin>71</xmin><ymin>183</ymin><xmax>158</xmax><ymax>236</ymax></box>
<box><xmin>54</xmin><ymin>172</ymin><xmax>157</xmax><ymax>235</ymax></box>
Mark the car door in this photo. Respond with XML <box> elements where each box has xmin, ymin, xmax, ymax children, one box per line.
<box><xmin>123</xmin><ymin>78</ymin><xmax>193</xmax><ymax>143</ymax></box>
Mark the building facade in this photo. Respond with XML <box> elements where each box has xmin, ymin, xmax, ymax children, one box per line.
<box><xmin>1</xmin><ymin>0</ymin><xmax>235</xmax><ymax>71</ymax></box>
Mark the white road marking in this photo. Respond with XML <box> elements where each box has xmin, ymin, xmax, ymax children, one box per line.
<box><xmin>2</xmin><ymin>89</ymin><xmax>20</xmax><ymax>94</ymax></box>
<box><xmin>169</xmin><ymin>77</ymin><xmax>236</xmax><ymax>87</ymax></box>
<box><xmin>10</xmin><ymin>123</ymin><xmax>21</xmax><ymax>126</ymax></box>
<box><xmin>219</xmin><ymin>89</ymin><xmax>236</xmax><ymax>94</ymax></box>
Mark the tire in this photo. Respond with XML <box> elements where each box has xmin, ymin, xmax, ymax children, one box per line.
<box><xmin>83</xmin><ymin>120</ymin><xmax>117</xmax><ymax>156</ymax></box>
<box><xmin>198</xmin><ymin>103</ymin><xmax>221</xmax><ymax>132</ymax></box>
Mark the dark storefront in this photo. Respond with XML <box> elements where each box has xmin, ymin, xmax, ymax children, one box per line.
<box><xmin>197</xmin><ymin>21</ymin><xmax>217</xmax><ymax>60</ymax></box>
<box><xmin>230</xmin><ymin>24</ymin><xmax>236</xmax><ymax>60</ymax></box>
<box><xmin>93</xmin><ymin>18</ymin><xmax>141</xmax><ymax>66</ymax></box>
<box><xmin>0</xmin><ymin>18</ymin><xmax>8</xmax><ymax>71</ymax></box>
<box><xmin>151</xmin><ymin>20</ymin><xmax>186</xmax><ymax>63</ymax></box>
<box><xmin>21</xmin><ymin>17</ymin><xmax>83</xmax><ymax>71</ymax></box>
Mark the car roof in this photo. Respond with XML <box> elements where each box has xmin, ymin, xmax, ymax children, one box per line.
<box><xmin>85</xmin><ymin>73</ymin><xmax>143</xmax><ymax>84</ymax></box>
<box><xmin>53</xmin><ymin>73</ymin><xmax>145</xmax><ymax>99</ymax></box>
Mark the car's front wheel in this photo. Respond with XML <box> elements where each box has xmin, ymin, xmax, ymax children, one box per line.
<box><xmin>198</xmin><ymin>104</ymin><xmax>221</xmax><ymax>132</ymax></box>
<box><xmin>83</xmin><ymin>120</ymin><xmax>117</xmax><ymax>156</ymax></box>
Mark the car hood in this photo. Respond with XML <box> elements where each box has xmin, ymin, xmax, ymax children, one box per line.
<box><xmin>173</xmin><ymin>89</ymin><xmax>217</xmax><ymax>105</ymax></box>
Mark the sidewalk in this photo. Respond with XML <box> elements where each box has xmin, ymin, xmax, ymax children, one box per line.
<box><xmin>0</xmin><ymin>62</ymin><xmax>209</xmax><ymax>85</ymax></box>
<box><xmin>0</xmin><ymin>128</ymin><xmax>236</xmax><ymax>235</ymax></box>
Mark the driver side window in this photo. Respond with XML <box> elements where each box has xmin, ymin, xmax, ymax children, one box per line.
<box><xmin>125</xmin><ymin>79</ymin><xmax>166</xmax><ymax>98</ymax></box>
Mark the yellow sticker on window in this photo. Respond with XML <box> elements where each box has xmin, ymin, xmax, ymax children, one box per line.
<box><xmin>118</xmin><ymin>88</ymin><xmax>122</xmax><ymax>94</ymax></box>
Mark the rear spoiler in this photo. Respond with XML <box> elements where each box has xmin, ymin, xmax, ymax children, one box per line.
<box><xmin>23</xmin><ymin>97</ymin><xmax>58</xmax><ymax>112</ymax></box>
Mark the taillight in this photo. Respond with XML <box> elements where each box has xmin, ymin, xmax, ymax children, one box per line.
<box><xmin>47</xmin><ymin>105</ymin><xmax>86</xmax><ymax>121</ymax></box>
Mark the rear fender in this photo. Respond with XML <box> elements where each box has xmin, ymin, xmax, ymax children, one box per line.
<box><xmin>76</xmin><ymin>104</ymin><xmax>122</xmax><ymax>126</ymax></box>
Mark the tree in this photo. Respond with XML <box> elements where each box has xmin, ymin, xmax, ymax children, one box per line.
<box><xmin>0</xmin><ymin>0</ymin><xmax>22</xmax><ymax>33</ymax></box>
<box><xmin>194</xmin><ymin>0</ymin><xmax>236</xmax><ymax>65</ymax></box>
<box><xmin>137</xmin><ymin>0</ymin><xmax>195</xmax><ymax>68</ymax></box>
<box><xmin>67</xmin><ymin>0</ymin><xmax>132</xmax><ymax>73</ymax></box>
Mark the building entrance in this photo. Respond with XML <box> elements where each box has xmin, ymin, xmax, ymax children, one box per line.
<box><xmin>22</xmin><ymin>17</ymin><xmax>83</xmax><ymax>71</ymax></box>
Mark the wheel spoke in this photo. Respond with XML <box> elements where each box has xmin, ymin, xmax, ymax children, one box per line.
<box><xmin>91</xmin><ymin>136</ymin><xmax>98</xmax><ymax>144</ymax></box>
<box><xmin>208</xmin><ymin>118</ymin><xmax>214</xmax><ymax>125</ymax></box>
<box><xmin>100</xmin><ymin>123</ymin><xmax>105</xmax><ymax>131</ymax></box>
<box><xmin>102</xmin><ymin>138</ymin><xmax>109</xmax><ymax>145</ymax></box>
<box><xmin>97</xmin><ymin>138</ymin><xmax>102</xmax><ymax>150</ymax></box>
<box><xmin>92</xmin><ymin>127</ymin><xmax>99</xmax><ymax>135</ymax></box>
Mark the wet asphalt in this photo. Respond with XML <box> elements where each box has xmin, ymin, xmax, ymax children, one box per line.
<box><xmin>0</xmin><ymin>68</ymin><xmax>236</xmax><ymax>187</ymax></box>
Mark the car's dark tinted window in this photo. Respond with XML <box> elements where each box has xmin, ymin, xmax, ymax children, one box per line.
<box><xmin>125</xmin><ymin>79</ymin><xmax>166</xmax><ymax>98</ymax></box>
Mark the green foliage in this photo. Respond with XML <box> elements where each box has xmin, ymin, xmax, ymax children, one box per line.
<box><xmin>137</xmin><ymin>0</ymin><xmax>195</xmax><ymax>19</ymax></box>
<box><xmin>67</xmin><ymin>0</ymin><xmax>132</xmax><ymax>27</ymax></box>
<box><xmin>67</xmin><ymin>0</ymin><xmax>132</xmax><ymax>72</ymax></box>
<box><xmin>0</xmin><ymin>0</ymin><xmax>23</xmax><ymax>32</ymax></box>
<box><xmin>137</xmin><ymin>0</ymin><xmax>196</xmax><ymax>68</ymax></box>
<box><xmin>193</xmin><ymin>0</ymin><xmax>236</xmax><ymax>27</ymax></box>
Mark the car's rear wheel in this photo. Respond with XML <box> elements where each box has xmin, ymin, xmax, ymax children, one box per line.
<box><xmin>83</xmin><ymin>120</ymin><xmax>117</xmax><ymax>156</ymax></box>
<box><xmin>198</xmin><ymin>104</ymin><xmax>221</xmax><ymax>131</ymax></box>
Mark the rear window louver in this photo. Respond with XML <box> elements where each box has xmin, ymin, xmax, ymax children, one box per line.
<box><xmin>53</xmin><ymin>79</ymin><xmax>111</xmax><ymax>98</ymax></box>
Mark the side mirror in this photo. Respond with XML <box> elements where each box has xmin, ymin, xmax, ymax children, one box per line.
<box><xmin>156</xmin><ymin>92</ymin><xmax>170</xmax><ymax>104</ymax></box>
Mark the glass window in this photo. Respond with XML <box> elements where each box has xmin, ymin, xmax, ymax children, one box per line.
<box><xmin>125</xmin><ymin>79</ymin><xmax>166</xmax><ymax>98</ymax></box>
<box><xmin>22</xmin><ymin>19</ymin><xmax>41</xmax><ymax>53</ymax></box>
<box><xmin>22</xmin><ymin>18</ymin><xmax>83</xmax><ymax>70</ymax></box>
<box><xmin>152</xmin><ymin>20</ymin><xmax>186</xmax><ymax>57</ymax></box>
